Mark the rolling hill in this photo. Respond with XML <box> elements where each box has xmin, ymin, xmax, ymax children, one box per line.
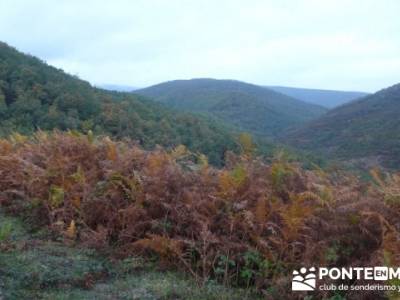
<box><xmin>136</xmin><ymin>79</ymin><xmax>328</xmax><ymax>137</ymax></box>
<box><xmin>0</xmin><ymin>42</ymin><xmax>238</xmax><ymax>165</ymax></box>
<box><xmin>268</xmin><ymin>86</ymin><xmax>369</xmax><ymax>108</ymax></box>
<box><xmin>283</xmin><ymin>83</ymin><xmax>400</xmax><ymax>168</ymax></box>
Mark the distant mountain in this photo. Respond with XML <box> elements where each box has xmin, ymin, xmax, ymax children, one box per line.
<box><xmin>0</xmin><ymin>42</ymin><xmax>238</xmax><ymax>165</ymax></box>
<box><xmin>136</xmin><ymin>79</ymin><xmax>327</xmax><ymax>137</ymax></box>
<box><xmin>283</xmin><ymin>83</ymin><xmax>400</xmax><ymax>168</ymax></box>
<box><xmin>268</xmin><ymin>86</ymin><xmax>369</xmax><ymax>108</ymax></box>
<box><xmin>98</xmin><ymin>84</ymin><xmax>138</xmax><ymax>92</ymax></box>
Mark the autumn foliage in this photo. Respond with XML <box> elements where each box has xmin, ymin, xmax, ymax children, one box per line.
<box><xmin>0</xmin><ymin>131</ymin><xmax>399</xmax><ymax>299</ymax></box>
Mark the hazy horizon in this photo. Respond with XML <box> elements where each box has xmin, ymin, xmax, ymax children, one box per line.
<box><xmin>1</xmin><ymin>0</ymin><xmax>399</xmax><ymax>92</ymax></box>
<box><xmin>98</xmin><ymin>78</ymin><xmax>372</xmax><ymax>93</ymax></box>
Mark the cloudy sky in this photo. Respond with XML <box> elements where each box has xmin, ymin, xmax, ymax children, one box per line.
<box><xmin>0</xmin><ymin>0</ymin><xmax>399</xmax><ymax>92</ymax></box>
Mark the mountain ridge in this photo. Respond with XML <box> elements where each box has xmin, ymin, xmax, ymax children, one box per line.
<box><xmin>268</xmin><ymin>85</ymin><xmax>369</xmax><ymax>108</ymax></box>
<box><xmin>136</xmin><ymin>78</ymin><xmax>328</xmax><ymax>137</ymax></box>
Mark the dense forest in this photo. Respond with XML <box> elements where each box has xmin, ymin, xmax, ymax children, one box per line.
<box><xmin>0</xmin><ymin>42</ymin><xmax>239</xmax><ymax>165</ymax></box>
<box><xmin>284</xmin><ymin>83</ymin><xmax>400</xmax><ymax>169</ymax></box>
<box><xmin>136</xmin><ymin>79</ymin><xmax>327</xmax><ymax>137</ymax></box>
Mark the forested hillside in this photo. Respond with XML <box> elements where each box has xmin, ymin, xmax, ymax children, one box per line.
<box><xmin>268</xmin><ymin>86</ymin><xmax>368</xmax><ymax>108</ymax></box>
<box><xmin>283</xmin><ymin>83</ymin><xmax>400</xmax><ymax>168</ymax></box>
<box><xmin>0</xmin><ymin>42</ymin><xmax>238</xmax><ymax>165</ymax></box>
<box><xmin>136</xmin><ymin>79</ymin><xmax>327</xmax><ymax>137</ymax></box>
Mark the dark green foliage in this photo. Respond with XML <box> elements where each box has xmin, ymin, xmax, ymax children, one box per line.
<box><xmin>0</xmin><ymin>42</ymin><xmax>238</xmax><ymax>165</ymax></box>
<box><xmin>283</xmin><ymin>83</ymin><xmax>400</xmax><ymax>169</ymax></box>
<box><xmin>136</xmin><ymin>78</ymin><xmax>327</xmax><ymax>137</ymax></box>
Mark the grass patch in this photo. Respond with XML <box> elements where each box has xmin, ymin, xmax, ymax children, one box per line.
<box><xmin>0</xmin><ymin>211</ymin><xmax>259</xmax><ymax>299</ymax></box>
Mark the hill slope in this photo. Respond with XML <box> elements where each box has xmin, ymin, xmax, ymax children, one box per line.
<box><xmin>268</xmin><ymin>86</ymin><xmax>369</xmax><ymax>108</ymax></box>
<box><xmin>0</xmin><ymin>42</ymin><xmax>238</xmax><ymax>165</ymax></box>
<box><xmin>136</xmin><ymin>79</ymin><xmax>327</xmax><ymax>137</ymax></box>
<box><xmin>283</xmin><ymin>83</ymin><xmax>400</xmax><ymax>168</ymax></box>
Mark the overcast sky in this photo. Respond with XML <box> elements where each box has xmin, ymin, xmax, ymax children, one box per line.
<box><xmin>0</xmin><ymin>0</ymin><xmax>399</xmax><ymax>92</ymax></box>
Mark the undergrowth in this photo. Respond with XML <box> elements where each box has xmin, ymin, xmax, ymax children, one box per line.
<box><xmin>0</xmin><ymin>211</ymin><xmax>254</xmax><ymax>300</ymax></box>
<box><xmin>0</xmin><ymin>131</ymin><xmax>399</xmax><ymax>299</ymax></box>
